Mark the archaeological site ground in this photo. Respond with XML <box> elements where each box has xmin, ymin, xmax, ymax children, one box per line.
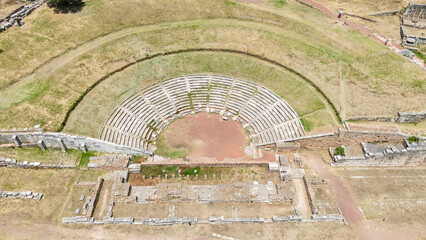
<box><xmin>0</xmin><ymin>0</ymin><xmax>425</xmax><ymax>239</ymax></box>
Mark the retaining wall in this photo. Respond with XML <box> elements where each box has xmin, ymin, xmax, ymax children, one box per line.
<box><xmin>0</xmin><ymin>157</ymin><xmax>76</xmax><ymax>169</ymax></box>
<box><xmin>62</xmin><ymin>215</ymin><xmax>307</xmax><ymax>225</ymax></box>
<box><xmin>0</xmin><ymin>131</ymin><xmax>152</xmax><ymax>156</ymax></box>
<box><xmin>266</xmin><ymin>130</ymin><xmax>413</xmax><ymax>150</ymax></box>
<box><xmin>330</xmin><ymin>140</ymin><xmax>426</xmax><ymax>166</ymax></box>
<box><xmin>345</xmin><ymin>111</ymin><xmax>426</xmax><ymax>123</ymax></box>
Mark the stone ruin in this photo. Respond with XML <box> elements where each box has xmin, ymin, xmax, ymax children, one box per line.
<box><xmin>0</xmin><ymin>190</ymin><xmax>43</xmax><ymax>200</ymax></box>
<box><xmin>400</xmin><ymin>4</ymin><xmax>426</xmax><ymax>49</ymax></box>
<box><xmin>330</xmin><ymin>140</ymin><xmax>426</xmax><ymax>166</ymax></box>
<box><xmin>0</xmin><ymin>0</ymin><xmax>46</xmax><ymax>32</ymax></box>
<box><xmin>0</xmin><ymin>128</ymin><xmax>152</xmax><ymax>156</ymax></box>
<box><xmin>0</xmin><ymin>156</ymin><xmax>76</xmax><ymax>169</ymax></box>
<box><xmin>87</xmin><ymin>155</ymin><xmax>130</xmax><ymax>170</ymax></box>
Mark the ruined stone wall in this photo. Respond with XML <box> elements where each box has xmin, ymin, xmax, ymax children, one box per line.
<box><xmin>0</xmin><ymin>0</ymin><xmax>46</xmax><ymax>32</ymax></box>
<box><xmin>397</xmin><ymin>111</ymin><xmax>426</xmax><ymax>123</ymax></box>
<box><xmin>280</xmin><ymin>131</ymin><xmax>409</xmax><ymax>150</ymax></box>
<box><xmin>331</xmin><ymin>140</ymin><xmax>426</xmax><ymax>166</ymax></box>
<box><xmin>333</xmin><ymin>150</ymin><xmax>425</xmax><ymax>167</ymax></box>
<box><xmin>0</xmin><ymin>131</ymin><xmax>152</xmax><ymax>156</ymax></box>
<box><xmin>302</xmin><ymin>176</ymin><xmax>316</xmax><ymax>215</ymax></box>
<box><xmin>345</xmin><ymin>111</ymin><xmax>426</xmax><ymax>124</ymax></box>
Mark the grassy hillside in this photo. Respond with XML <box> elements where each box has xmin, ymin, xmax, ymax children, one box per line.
<box><xmin>63</xmin><ymin>52</ymin><xmax>335</xmax><ymax>137</ymax></box>
<box><xmin>0</xmin><ymin>0</ymin><xmax>424</xmax><ymax>133</ymax></box>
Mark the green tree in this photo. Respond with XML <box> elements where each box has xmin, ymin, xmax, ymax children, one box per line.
<box><xmin>47</xmin><ymin>0</ymin><xmax>85</xmax><ymax>13</ymax></box>
<box><xmin>407</xmin><ymin>136</ymin><xmax>420</xmax><ymax>144</ymax></box>
<box><xmin>334</xmin><ymin>146</ymin><xmax>345</xmax><ymax>156</ymax></box>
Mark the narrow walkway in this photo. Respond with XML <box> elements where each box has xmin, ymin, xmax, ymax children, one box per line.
<box><xmin>297</xmin><ymin>0</ymin><xmax>425</xmax><ymax>69</ymax></box>
<box><xmin>293</xmin><ymin>178</ymin><xmax>312</xmax><ymax>220</ymax></box>
<box><xmin>301</xmin><ymin>152</ymin><xmax>365</xmax><ymax>225</ymax></box>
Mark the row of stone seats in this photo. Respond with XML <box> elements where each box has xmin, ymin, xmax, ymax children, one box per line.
<box><xmin>101</xmin><ymin>74</ymin><xmax>305</xmax><ymax>150</ymax></box>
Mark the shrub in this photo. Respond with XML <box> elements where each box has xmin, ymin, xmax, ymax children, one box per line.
<box><xmin>407</xmin><ymin>136</ymin><xmax>420</xmax><ymax>144</ymax></box>
<box><xmin>47</xmin><ymin>0</ymin><xmax>85</xmax><ymax>13</ymax></box>
<box><xmin>334</xmin><ymin>146</ymin><xmax>345</xmax><ymax>156</ymax></box>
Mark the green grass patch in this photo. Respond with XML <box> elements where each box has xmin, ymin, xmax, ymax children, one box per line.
<box><xmin>411</xmin><ymin>49</ymin><xmax>426</xmax><ymax>62</ymax></box>
<box><xmin>334</xmin><ymin>146</ymin><xmax>345</xmax><ymax>156</ymax></box>
<box><xmin>407</xmin><ymin>136</ymin><xmax>419</xmax><ymax>144</ymax></box>
<box><xmin>2</xmin><ymin>182</ymin><xmax>23</xmax><ymax>191</ymax></box>
<box><xmin>300</xmin><ymin>117</ymin><xmax>313</xmax><ymax>132</ymax></box>
<box><xmin>17</xmin><ymin>78</ymin><xmax>51</xmax><ymax>105</ymax></box>
<box><xmin>300</xmin><ymin>110</ymin><xmax>335</xmax><ymax>132</ymax></box>
<box><xmin>271</xmin><ymin>0</ymin><xmax>287</xmax><ymax>8</ymax></box>
<box><xmin>140</xmin><ymin>165</ymin><xmax>201</xmax><ymax>177</ymax></box>
<box><xmin>224</xmin><ymin>0</ymin><xmax>237</xmax><ymax>6</ymax></box>
<box><xmin>155</xmin><ymin>136</ymin><xmax>188</xmax><ymax>159</ymax></box>
<box><xmin>78</xmin><ymin>151</ymin><xmax>95</xmax><ymax>167</ymax></box>
<box><xmin>0</xmin><ymin>147</ymin><xmax>82</xmax><ymax>164</ymax></box>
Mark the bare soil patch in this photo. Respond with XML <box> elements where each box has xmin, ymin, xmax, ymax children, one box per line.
<box><xmin>157</xmin><ymin>113</ymin><xmax>249</xmax><ymax>161</ymax></box>
<box><xmin>300</xmin><ymin>150</ymin><xmax>365</xmax><ymax>225</ymax></box>
<box><xmin>113</xmin><ymin>202</ymin><xmax>293</xmax><ymax>219</ymax></box>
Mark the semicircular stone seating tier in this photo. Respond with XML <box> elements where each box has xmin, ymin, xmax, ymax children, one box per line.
<box><xmin>100</xmin><ymin>74</ymin><xmax>305</xmax><ymax>151</ymax></box>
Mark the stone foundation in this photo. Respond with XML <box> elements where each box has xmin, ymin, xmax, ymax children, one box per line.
<box><xmin>0</xmin><ymin>131</ymin><xmax>151</xmax><ymax>156</ymax></box>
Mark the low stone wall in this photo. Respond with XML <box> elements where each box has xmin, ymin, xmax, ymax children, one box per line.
<box><xmin>260</xmin><ymin>129</ymin><xmax>425</xmax><ymax>149</ymax></box>
<box><xmin>303</xmin><ymin>176</ymin><xmax>317</xmax><ymax>215</ymax></box>
<box><xmin>345</xmin><ymin>116</ymin><xmax>396</xmax><ymax>122</ymax></box>
<box><xmin>62</xmin><ymin>215</ymin><xmax>305</xmax><ymax>225</ymax></box>
<box><xmin>85</xmin><ymin>178</ymin><xmax>104</xmax><ymax>218</ymax></box>
<box><xmin>277</xmin><ymin>130</ymin><xmax>412</xmax><ymax>150</ymax></box>
<box><xmin>0</xmin><ymin>190</ymin><xmax>43</xmax><ymax>200</ymax></box>
<box><xmin>0</xmin><ymin>131</ymin><xmax>152</xmax><ymax>156</ymax></box>
<box><xmin>0</xmin><ymin>157</ymin><xmax>76</xmax><ymax>169</ymax></box>
<box><xmin>311</xmin><ymin>214</ymin><xmax>344</xmax><ymax>222</ymax></box>
<box><xmin>345</xmin><ymin>111</ymin><xmax>426</xmax><ymax>124</ymax></box>
<box><xmin>331</xmin><ymin>140</ymin><xmax>426</xmax><ymax>166</ymax></box>
<box><xmin>369</xmin><ymin>11</ymin><xmax>400</xmax><ymax>16</ymax></box>
<box><xmin>397</xmin><ymin>111</ymin><xmax>426</xmax><ymax>123</ymax></box>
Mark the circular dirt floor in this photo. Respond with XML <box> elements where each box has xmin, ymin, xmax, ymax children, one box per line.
<box><xmin>158</xmin><ymin>113</ymin><xmax>260</xmax><ymax>161</ymax></box>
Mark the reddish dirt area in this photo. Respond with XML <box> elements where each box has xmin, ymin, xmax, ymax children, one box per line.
<box><xmin>301</xmin><ymin>152</ymin><xmax>365</xmax><ymax>225</ymax></box>
<box><xmin>160</xmin><ymin>113</ymin><xmax>276</xmax><ymax>162</ymax></box>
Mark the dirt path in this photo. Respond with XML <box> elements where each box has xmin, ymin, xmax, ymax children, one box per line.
<box><xmin>292</xmin><ymin>178</ymin><xmax>312</xmax><ymax>219</ymax></box>
<box><xmin>96</xmin><ymin>181</ymin><xmax>111</xmax><ymax>219</ymax></box>
<box><xmin>338</xmin><ymin>62</ymin><xmax>346</xmax><ymax>120</ymax></box>
<box><xmin>297</xmin><ymin>0</ymin><xmax>425</xmax><ymax>69</ymax></box>
<box><xmin>301</xmin><ymin>152</ymin><xmax>364</xmax><ymax>225</ymax></box>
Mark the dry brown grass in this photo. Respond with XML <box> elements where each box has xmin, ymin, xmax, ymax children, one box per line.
<box><xmin>0</xmin><ymin>168</ymin><xmax>109</xmax><ymax>223</ymax></box>
<box><xmin>0</xmin><ymin>147</ymin><xmax>82</xmax><ymax>165</ymax></box>
<box><xmin>0</xmin><ymin>1</ymin><xmax>424</xmax><ymax>136</ymax></box>
<box><xmin>334</xmin><ymin>167</ymin><xmax>426</xmax><ymax>225</ymax></box>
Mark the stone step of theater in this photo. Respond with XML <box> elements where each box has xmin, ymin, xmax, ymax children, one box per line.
<box><xmin>101</xmin><ymin>74</ymin><xmax>305</xmax><ymax>151</ymax></box>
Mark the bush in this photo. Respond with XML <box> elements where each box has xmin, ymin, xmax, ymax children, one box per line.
<box><xmin>334</xmin><ymin>146</ymin><xmax>345</xmax><ymax>156</ymax></box>
<box><xmin>407</xmin><ymin>136</ymin><xmax>420</xmax><ymax>144</ymax></box>
<box><xmin>47</xmin><ymin>0</ymin><xmax>85</xmax><ymax>13</ymax></box>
